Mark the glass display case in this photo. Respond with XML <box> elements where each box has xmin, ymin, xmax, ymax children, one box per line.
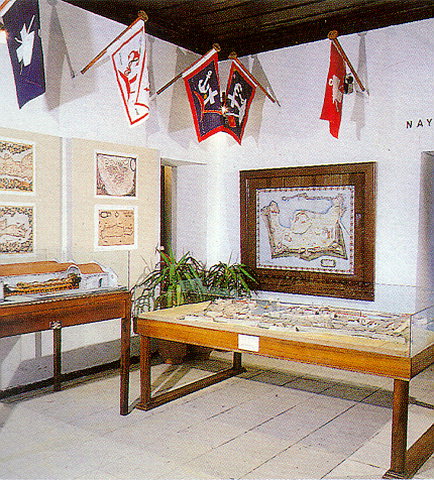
<box><xmin>156</xmin><ymin>282</ymin><xmax>433</xmax><ymax>360</ymax></box>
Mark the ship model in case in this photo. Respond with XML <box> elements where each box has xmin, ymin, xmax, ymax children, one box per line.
<box><xmin>0</xmin><ymin>261</ymin><xmax>118</xmax><ymax>300</ymax></box>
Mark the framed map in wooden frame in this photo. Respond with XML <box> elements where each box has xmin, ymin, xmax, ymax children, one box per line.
<box><xmin>240</xmin><ymin>162</ymin><xmax>376</xmax><ymax>301</ymax></box>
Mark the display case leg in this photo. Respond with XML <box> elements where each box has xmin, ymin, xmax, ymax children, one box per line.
<box><xmin>120</xmin><ymin>311</ymin><xmax>131</xmax><ymax>415</ymax></box>
<box><xmin>52</xmin><ymin>326</ymin><xmax>62</xmax><ymax>392</ymax></box>
<box><xmin>384</xmin><ymin>379</ymin><xmax>409</xmax><ymax>478</ymax></box>
<box><xmin>233</xmin><ymin>352</ymin><xmax>242</xmax><ymax>370</ymax></box>
<box><xmin>140</xmin><ymin>335</ymin><xmax>152</xmax><ymax>407</ymax></box>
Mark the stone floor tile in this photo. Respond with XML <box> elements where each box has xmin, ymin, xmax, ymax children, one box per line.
<box><xmin>242</xmin><ymin>443</ymin><xmax>346</xmax><ymax>479</ymax></box>
<box><xmin>323</xmin><ymin>458</ymin><xmax>386</xmax><ymax>479</ymax></box>
<box><xmin>349</xmin><ymin>439</ymin><xmax>391</xmax><ymax>470</ymax></box>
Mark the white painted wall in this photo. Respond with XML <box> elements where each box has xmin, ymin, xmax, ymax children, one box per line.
<box><xmin>175</xmin><ymin>19</ymin><xmax>434</xmax><ymax>315</ymax></box>
<box><xmin>0</xmin><ymin>0</ymin><xmax>432</xmax><ymax>388</ymax></box>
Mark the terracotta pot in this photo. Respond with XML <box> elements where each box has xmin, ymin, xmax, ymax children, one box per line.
<box><xmin>157</xmin><ymin>339</ymin><xmax>188</xmax><ymax>365</ymax></box>
<box><xmin>188</xmin><ymin>345</ymin><xmax>213</xmax><ymax>360</ymax></box>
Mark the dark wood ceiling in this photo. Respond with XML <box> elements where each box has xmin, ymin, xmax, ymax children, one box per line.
<box><xmin>65</xmin><ymin>0</ymin><xmax>434</xmax><ymax>58</ymax></box>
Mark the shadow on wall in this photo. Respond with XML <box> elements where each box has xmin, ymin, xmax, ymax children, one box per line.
<box><xmin>168</xmin><ymin>48</ymin><xmax>202</xmax><ymax>147</ymax></box>
<box><xmin>0</xmin><ymin>336</ymin><xmax>21</xmax><ymax>390</ymax></box>
<box><xmin>245</xmin><ymin>55</ymin><xmax>276</xmax><ymax>143</ymax></box>
<box><xmin>45</xmin><ymin>0</ymin><xmax>95</xmax><ymax>111</ymax></box>
<box><xmin>145</xmin><ymin>36</ymin><xmax>160</xmax><ymax>136</ymax></box>
<box><xmin>416</xmin><ymin>151</ymin><xmax>434</xmax><ymax>310</ymax></box>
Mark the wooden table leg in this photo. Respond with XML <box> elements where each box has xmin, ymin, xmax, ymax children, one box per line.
<box><xmin>384</xmin><ymin>379</ymin><xmax>409</xmax><ymax>478</ymax></box>
<box><xmin>52</xmin><ymin>326</ymin><xmax>62</xmax><ymax>392</ymax></box>
<box><xmin>120</xmin><ymin>311</ymin><xmax>131</xmax><ymax>416</ymax></box>
<box><xmin>233</xmin><ymin>352</ymin><xmax>242</xmax><ymax>370</ymax></box>
<box><xmin>140</xmin><ymin>335</ymin><xmax>152</xmax><ymax>408</ymax></box>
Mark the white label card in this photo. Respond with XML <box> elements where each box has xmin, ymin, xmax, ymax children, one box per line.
<box><xmin>238</xmin><ymin>334</ymin><xmax>260</xmax><ymax>352</ymax></box>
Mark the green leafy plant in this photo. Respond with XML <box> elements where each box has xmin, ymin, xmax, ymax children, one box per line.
<box><xmin>203</xmin><ymin>261</ymin><xmax>257</xmax><ymax>298</ymax></box>
<box><xmin>133</xmin><ymin>250</ymin><xmax>257</xmax><ymax>315</ymax></box>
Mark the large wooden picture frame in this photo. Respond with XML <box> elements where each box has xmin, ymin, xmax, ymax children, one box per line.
<box><xmin>240</xmin><ymin>162</ymin><xmax>376</xmax><ymax>300</ymax></box>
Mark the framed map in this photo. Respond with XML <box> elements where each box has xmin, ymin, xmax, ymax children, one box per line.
<box><xmin>0</xmin><ymin>138</ymin><xmax>34</xmax><ymax>193</ymax></box>
<box><xmin>0</xmin><ymin>204</ymin><xmax>34</xmax><ymax>254</ymax></box>
<box><xmin>95</xmin><ymin>206</ymin><xmax>137</xmax><ymax>249</ymax></box>
<box><xmin>240</xmin><ymin>163</ymin><xmax>376</xmax><ymax>300</ymax></box>
<box><xmin>96</xmin><ymin>151</ymin><xmax>137</xmax><ymax>197</ymax></box>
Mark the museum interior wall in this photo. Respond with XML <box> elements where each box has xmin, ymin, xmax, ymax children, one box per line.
<box><xmin>0</xmin><ymin>0</ymin><xmax>432</xmax><ymax>389</ymax></box>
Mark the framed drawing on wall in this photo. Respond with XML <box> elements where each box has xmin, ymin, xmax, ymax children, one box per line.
<box><xmin>95</xmin><ymin>151</ymin><xmax>137</xmax><ymax>198</ymax></box>
<box><xmin>240</xmin><ymin>162</ymin><xmax>376</xmax><ymax>300</ymax></box>
<box><xmin>0</xmin><ymin>138</ymin><xmax>34</xmax><ymax>193</ymax></box>
<box><xmin>0</xmin><ymin>204</ymin><xmax>34</xmax><ymax>254</ymax></box>
<box><xmin>95</xmin><ymin>205</ymin><xmax>137</xmax><ymax>250</ymax></box>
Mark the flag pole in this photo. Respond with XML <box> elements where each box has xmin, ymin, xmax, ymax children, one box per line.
<box><xmin>229</xmin><ymin>52</ymin><xmax>280</xmax><ymax>106</ymax></box>
<box><xmin>150</xmin><ymin>43</ymin><xmax>221</xmax><ymax>100</ymax></box>
<box><xmin>0</xmin><ymin>0</ymin><xmax>12</xmax><ymax>13</ymax></box>
<box><xmin>327</xmin><ymin>30</ymin><xmax>366</xmax><ymax>92</ymax></box>
<box><xmin>80</xmin><ymin>10</ymin><xmax>148</xmax><ymax>75</ymax></box>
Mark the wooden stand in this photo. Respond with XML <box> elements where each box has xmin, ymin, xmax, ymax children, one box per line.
<box><xmin>137</xmin><ymin>334</ymin><xmax>244</xmax><ymax>411</ymax></box>
<box><xmin>135</xmin><ymin>303</ymin><xmax>433</xmax><ymax>478</ymax></box>
<box><xmin>384</xmin><ymin>379</ymin><xmax>434</xmax><ymax>479</ymax></box>
<box><xmin>0</xmin><ymin>288</ymin><xmax>132</xmax><ymax>415</ymax></box>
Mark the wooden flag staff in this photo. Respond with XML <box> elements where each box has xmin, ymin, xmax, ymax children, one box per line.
<box><xmin>327</xmin><ymin>30</ymin><xmax>366</xmax><ymax>92</ymax></box>
<box><xmin>81</xmin><ymin>10</ymin><xmax>148</xmax><ymax>75</ymax></box>
<box><xmin>0</xmin><ymin>0</ymin><xmax>12</xmax><ymax>13</ymax></box>
<box><xmin>151</xmin><ymin>43</ymin><xmax>221</xmax><ymax>99</ymax></box>
<box><xmin>228</xmin><ymin>51</ymin><xmax>280</xmax><ymax>106</ymax></box>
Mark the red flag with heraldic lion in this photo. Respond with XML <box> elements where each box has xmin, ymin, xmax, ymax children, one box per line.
<box><xmin>223</xmin><ymin>60</ymin><xmax>257</xmax><ymax>144</ymax></box>
<box><xmin>111</xmin><ymin>20</ymin><xmax>149</xmax><ymax>126</ymax></box>
<box><xmin>182</xmin><ymin>50</ymin><xmax>224</xmax><ymax>142</ymax></box>
<box><xmin>320</xmin><ymin>42</ymin><xmax>346</xmax><ymax>138</ymax></box>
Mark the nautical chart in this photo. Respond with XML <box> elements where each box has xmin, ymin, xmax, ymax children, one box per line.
<box><xmin>96</xmin><ymin>152</ymin><xmax>136</xmax><ymax>197</ymax></box>
<box><xmin>0</xmin><ymin>139</ymin><xmax>34</xmax><ymax>192</ymax></box>
<box><xmin>257</xmin><ymin>186</ymin><xmax>355</xmax><ymax>274</ymax></box>
<box><xmin>0</xmin><ymin>204</ymin><xmax>34</xmax><ymax>254</ymax></box>
<box><xmin>96</xmin><ymin>206</ymin><xmax>136</xmax><ymax>249</ymax></box>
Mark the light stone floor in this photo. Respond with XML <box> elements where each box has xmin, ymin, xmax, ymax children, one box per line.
<box><xmin>0</xmin><ymin>350</ymin><xmax>433</xmax><ymax>480</ymax></box>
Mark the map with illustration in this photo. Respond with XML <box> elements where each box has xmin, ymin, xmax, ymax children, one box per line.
<box><xmin>0</xmin><ymin>205</ymin><xmax>33</xmax><ymax>254</ymax></box>
<box><xmin>257</xmin><ymin>186</ymin><xmax>355</xmax><ymax>274</ymax></box>
<box><xmin>0</xmin><ymin>139</ymin><xmax>33</xmax><ymax>192</ymax></box>
<box><xmin>97</xmin><ymin>207</ymin><xmax>136</xmax><ymax>248</ymax></box>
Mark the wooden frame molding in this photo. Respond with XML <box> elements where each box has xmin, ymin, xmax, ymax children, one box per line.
<box><xmin>240</xmin><ymin>162</ymin><xmax>376</xmax><ymax>300</ymax></box>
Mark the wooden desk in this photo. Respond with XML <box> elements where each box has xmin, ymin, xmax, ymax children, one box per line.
<box><xmin>0</xmin><ymin>288</ymin><xmax>132</xmax><ymax>415</ymax></box>
<box><xmin>135</xmin><ymin>302</ymin><xmax>433</xmax><ymax>479</ymax></box>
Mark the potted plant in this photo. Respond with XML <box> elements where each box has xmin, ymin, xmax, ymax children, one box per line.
<box><xmin>133</xmin><ymin>250</ymin><xmax>257</xmax><ymax>364</ymax></box>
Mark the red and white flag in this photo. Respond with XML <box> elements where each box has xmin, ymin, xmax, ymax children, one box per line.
<box><xmin>111</xmin><ymin>20</ymin><xmax>149</xmax><ymax>126</ymax></box>
<box><xmin>320</xmin><ymin>42</ymin><xmax>346</xmax><ymax>138</ymax></box>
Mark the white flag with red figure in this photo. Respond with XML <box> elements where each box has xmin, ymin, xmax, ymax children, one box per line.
<box><xmin>320</xmin><ymin>42</ymin><xmax>346</xmax><ymax>138</ymax></box>
<box><xmin>111</xmin><ymin>20</ymin><xmax>149</xmax><ymax>126</ymax></box>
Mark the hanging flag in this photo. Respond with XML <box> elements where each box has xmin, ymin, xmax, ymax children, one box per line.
<box><xmin>111</xmin><ymin>19</ymin><xmax>149</xmax><ymax>126</ymax></box>
<box><xmin>182</xmin><ymin>49</ymin><xmax>224</xmax><ymax>142</ymax></box>
<box><xmin>320</xmin><ymin>42</ymin><xmax>346</xmax><ymax>138</ymax></box>
<box><xmin>1</xmin><ymin>0</ymin><xmax>46</xmax><ymax>108</ymax></box>
<box><xmin>223</xmin><ymin>59</ymin><xmax>257</xmax><ymax>144</ymax></box>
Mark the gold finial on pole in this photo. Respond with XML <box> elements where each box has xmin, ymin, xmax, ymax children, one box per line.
<box><xmin>327</xmin><ymin>30</ymin><xmax>339</xmax><ymax>40</ymax></box>
<box><xmin>228</xmin><ymin>51</ymin><xmax>237</xmax><ymax>60</ymax></box>
<box><xmin>212</xmin><ymin>43</ymin><xmax>221</xmax><ymax>52</ymax></box>
<box><xmin>326</xmin><ymin>30</ymin><xmax>366</xmax><ymax>92</ymax></box>
<box><xmin>138</xmin><ymin>10</ymin><xmax>148</xmax><ymax>22</ymax></box>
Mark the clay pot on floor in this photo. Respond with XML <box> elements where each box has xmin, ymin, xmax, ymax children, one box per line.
<box><xmin>157</xmin><ymin>339</ymin><xmax>188</xmax><ymax>365</ymax></box>
<box><xmin>187</xmin><ymin>345</ymin><xmax>213</xmax><ymax>360</ymax></box>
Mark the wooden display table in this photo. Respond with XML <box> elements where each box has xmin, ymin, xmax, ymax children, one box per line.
<box><xmin>0</xmin><ymin>288</ymin><xmax>132</xmax><ymax>415</ymax></box>
<box><xmin>135</xmin><ymin>302</ymin><xmax>433</xmax><ymax>479</ymax></box>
